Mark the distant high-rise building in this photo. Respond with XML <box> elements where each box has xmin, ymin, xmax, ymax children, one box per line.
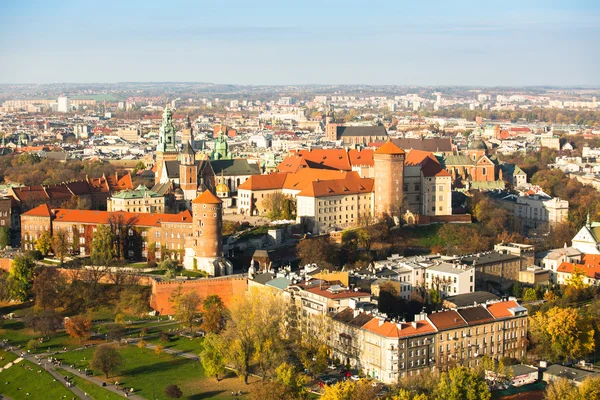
<box><xmin>57</xmin><ymin>96</ymin><xmax>70</xmax><ymax>113</ymax></box>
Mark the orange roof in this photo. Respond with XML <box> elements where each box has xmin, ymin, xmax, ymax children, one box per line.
<box><xmin>297</xmin><ymin>175</ymin><xmax>374</xmax><ymax>198</ymax></box>
<box><xmin>23</xmin><ymin>204</ymin><xmax>51</xmax><ymax>217</ymax></box>
<box><xmin>557</xmin><ymin>254</ymin><xmax>600</xmax><ymax>280</ymax></box>
<box><xmin>282</xmin><ymin>169</ymin><xmax>351</xmax><ymax>191</ymax></box>
<box><xmin>192</xmin><ymin>190</ymin><xmax>222</xmax><ymax>204</ymax></box>
<box><xmin>238</xmin><ymin>173</ymin><xmax>287</xmax><ymax>191</ymax></box>
<box><xmin>404</xmin><ymin>149</ymin><xmax>437</xmax><ymax>166</ymax></box>
<box><xmin>362</xmin><ymin>318</ymin><xmax>436</xmax><ymax>338</ymax></box>
<box><xmin>278</xmin><ymin>149</ymin><xmax>353</xmax><ymax>172</ymax></box>
<box><xmin>347</xmin><ymin>149</ymin><xmax>374</xmax><ymax>167</ymax></box>
<box><xmin>374</xmin><ymin>140</ymin><xmax>405</xmax><ymax>155</ymax></box>
<box><xmin>22</xmin><ymin>208</ymin><xmax>193</xmax><ymax>227</ymax></box>
<box><xmin>486</xmin><ymin>300</ymin><xmax>520</xmax><ymax>319</ymax></box>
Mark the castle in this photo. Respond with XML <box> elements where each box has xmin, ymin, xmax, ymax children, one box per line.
<box><xmin>21</xmin><ymin>190</ymin><xmax>232</xmax><ymax>276</ymax></box>
<box><xmin>153</xmin><ymin>105</ymin><xmax>259</xmax><ymax>209</ymax></box>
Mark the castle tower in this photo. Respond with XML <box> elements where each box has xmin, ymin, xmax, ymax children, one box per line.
<box><xmin>325</xmin><ymin>104</ymin><xmax>338</xmax><ymax>141</ymax></box>
<box><xmin>155</xmin><ymin>103</ymin><xmax>180</xmax><ymax>184</ymax></box>
<box><xmin>179</xmin><ymin>141</ymin><xmax>198</xmax><ymax>202</ymax></box>
<box><xmin>180</xmin><ymin>114</ymin><xmax>193</xmax><ymax>145</ymax></box>
<box><xmin>374</xmin><ymin>140</ymin><xmax>405</xmax><ymax>218</ymax></box>
<box><xmin>183</xmin><ymin>190</ymin><xmax>232</xmax><ymax>276</ymax></box>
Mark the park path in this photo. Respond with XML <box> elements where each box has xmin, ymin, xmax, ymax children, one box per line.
<box><xmin>57</xmin><ymin>364</ymin><xmax>145</xmax><ymax>400</ymax></box>
<box><xmin>0</xmin><ymin>345</ymin><xmax>84</xmax><ymax>400</ymax></box>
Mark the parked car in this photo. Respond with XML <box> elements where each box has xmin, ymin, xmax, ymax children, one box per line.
<box><xmin>350</xmin><ymin>375</ymin><xmax>360</xmax><ymax>381</ymax></box>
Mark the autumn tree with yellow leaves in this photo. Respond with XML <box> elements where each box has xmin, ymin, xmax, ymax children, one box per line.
<box><xmin>529</xmin><ymin>306</ymin><xmax>595</xmax><ymax>362</ymax></box>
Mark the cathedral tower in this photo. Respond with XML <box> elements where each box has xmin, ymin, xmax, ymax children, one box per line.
<box><xmin>155</xmin><ymin>104</ymin><xmax>180</xmax><ymax>184</ymax></box>
<box><xmin>179</xmin><ymin>141</ymin><xmax>198</xmax><ymax>202</ymax></box>
<box><xmin>374</xmin><ymin>140</ymin><xmax>405</xmax><ymax>218</ymax></box>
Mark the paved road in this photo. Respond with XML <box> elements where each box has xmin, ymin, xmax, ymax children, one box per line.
<box><xmin>58</xmin><ymin>364</ymin><xmax>144</xmax><ymax>400</ymax></box>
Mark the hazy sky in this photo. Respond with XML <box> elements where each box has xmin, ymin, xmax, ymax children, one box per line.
<box><xmin>0</xmin><ymin>0</ymin><xmax>598</xmax><ymax>85</ymax></box>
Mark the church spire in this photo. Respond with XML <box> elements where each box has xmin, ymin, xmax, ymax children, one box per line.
<box><xmin>157</xmin><ymin>102</ymin><xmax>177</xmax><ymax>153</ymax></box>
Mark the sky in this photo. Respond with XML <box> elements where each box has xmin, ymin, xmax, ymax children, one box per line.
<box><xmin>0</xmin><ymin>0</ymin><xmax>599</xmax><ymax>86</ymax></box>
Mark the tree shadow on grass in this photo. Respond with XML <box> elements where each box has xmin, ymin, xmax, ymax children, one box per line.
<box><xmin>122</xmin><ymin>358</ymin><xmax>193</xmax><ymax>376</ymax></box>
<box><xmin>188</xmin><ymin>391</ymin><xmax>227</xmax><ymax>400</ymax></box>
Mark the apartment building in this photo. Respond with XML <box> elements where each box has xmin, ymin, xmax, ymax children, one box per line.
<box><xmin>330</xmin><ymin>300</ymin><xmax>528</xmax><ymax>383</ymax></box>
<box><xmin>424</xmin><ymin>263</ymin><xmax>475</xmax><ymax>298</ymax></box>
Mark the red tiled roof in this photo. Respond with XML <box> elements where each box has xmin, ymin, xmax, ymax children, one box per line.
<box><xmin>45</xmin><ymin>209</ymin><xmax>193</xmax><ymax>227</ymax></box>
<box><xmin>557</xmin><ymin>254</ymin><xmax>600</xmax><ymax>280</ymax></box>
<box><xmin>420</xmin><ymin>157</ymin><xmax>451</xmax><ymax>178</ymax></box>
<box><xmin>282</xmin><ymin>169</ymin><xmax>351</xmax><ymax>191</ymax></box>
<box><xmin>486</xmin><ymin>300</ymin><xmax>520</xmax><ymax>319</ymax></box>
<box><xmin>347</xmin><ymin>149</ymin><xmax>374</xmax><ymax>167</ymax></box>
<box><xmin>297</xmin><ymin>174</ymin><xmax>374</xmax><ymax>198</ymax></box>
<box><xmin>404</xmin><ymin>149</ymin><xmax>436</xmax><ymax>166</ymax></box>
<box><xmin>375</xmin><ymin>140</ymin><xmax>405</xmax><ymax>155</ymax></box>
<box><xmin>238</xmin><ymin>173</ymin><xmax>287</xmax><ymax>191</ymax></box>
<box><xmin>192</xmin><ymin>190</ymin><xmax>221</xmax><ymax>204</ymax></box>
<box><xmin>23</xmin><ymin>204</ymin><xmax>51</xmax><ymax>217</ymax></box>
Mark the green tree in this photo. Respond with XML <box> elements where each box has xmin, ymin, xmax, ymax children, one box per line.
<box><xmin>8</xmin><ymin>255</ymin><xmax>36</xmax><ymax>301</ymax></box>
<box><xmin>200</xmin><ymin>333</ymin><xmax>226</xmax><ymax>381</ymax></box>
<box><xmin>523</xmin><ymin>287</ymin><xmax>539</xmax><ymax>301</ymax></box>
<box><xmin>0</xmin><ymin>226</ymin><xmax>10</xmax><ymax>248</ymax></box>
<box><xmin>90</xmin><ymin>345</ymin><xmax>123</xmax><ymax>378</ymax></box>
<box><xmin>433</xmin><ymin>365</ymin><xmax>490</xmax><ymax>400</ymax></box>
<box><xmin>35</xmin><ymin>230</ymin><xmax>52</xmax><ymax>256</ymax></box>
<box><xmin>275</xmin><ymin>362</ymin><xmax>307</xmax><ymax>399</ymax></box>
<box><xmin>91</xmin><ymin>224</ymin><xmax>115</xmax><ymax>266</ymax></box>
<box><xmin>51</xmin><ymin>228</ymin><xmax>70</xmax><ymax>265</ymax></box>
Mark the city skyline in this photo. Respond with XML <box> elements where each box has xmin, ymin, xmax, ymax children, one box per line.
<box><xmin>0</xmin><ymin>0</ymin><xmax>599</xmax><ymax>86</ymax></box>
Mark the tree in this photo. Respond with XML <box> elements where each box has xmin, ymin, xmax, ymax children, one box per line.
<box><xmin>51</xmin><ymin>228</ymin><xmax>70</xmax><ymax>265</ymax></box>
<box><xmin>8</xmin><ymin>255</ymin><xmax>36</xmax><ymax>301</ymax></box>
<box><xmin>545</xmin><ymin>377</ymin><xmax>575</xmax><ymax>400</ymax></box>
<box><xmin>296</xmin><ymin>236</ymin><xmax>340</xmax><ymax>270</ymax></box>
<box><xmin>107</xmin><ymin>323</ymin><xmax>125</xmax><ymax>344</ymax></box>
<box><xmin>433</xmin><ymin>365</ymin><xmax>490</xmax><ymax>400</ymax></box>
<box><xmin>108</xmin><ymin>214</ymin><xmax>138</xmax><ymax>260</ymax></box>
<box><xmin>171</xmin><ymin>291</ymin><xmax>201</xmax><ymax>332</ymax></box>
<box><xmin>263</xmin><ymin>192</ymin><xmax>295</xmax><ymax>220</ymax></box>
<box><xmin>222</xmin><ymin>287</ymin><xmax>286</xmax><ymax>383</ymax></box>
<box><xmin>65</xmin><ymin>315</ymin><xmax>92</xmax><ymax>343</ymax></box>
<box><xmin>523</xmin><ymin>287</ymin><xmax>539</xmax><ymax>301</ymax></box>
<box><xmin>90</xmin><ymin>345</ymin><xmax>123</xmax><ymax>379</ymax></box>
<box><xmin>0</xmin><ymin>226</ymin><xmax>10</xmax><ymax>248</ymax></box>
<box><xmin>91</xmin><ymin>224</ymin><xmax>115</xmax><ymax>266</ymax></box>
<box><xmin>511</xmin><ymin>282</ymin><xmax>523</xmax><ymax>298</ymax></box>
<box><xmin>529</xmin><ymin>306</ymin><xmax>595</xmax><ymax>362</ymax></box>
<box><xmin>321</xmin><ymin>379</ymin><xmax>378</xmax><ymax>400</ymax></box>
<box><xmin>200</xmin><ymin>333</ymin><xmax>226</xmax><ymax>381</ymax></box>
<box><xmin>155</xmin><ymin>344</ymin><xmax>164</xmax><ymax>356</ymax></box>
<box><xmin>24</xmin><ymin>310</ymin><xmax>62</xmax><ymax>336</ymax></box>
<box><xmin>159</xmin><ymin>258</ymin><xmax>180</xmax><ymax>275</ymax></box>
<box><xmin>201</xmin><ymin>295</ymin><xmax>226</xmax><ymax>334</ymax></box>
<box><xmin>565</xmin><ymin>266</ymin><xmax>587</xmax><ymax>290</ymax></box>
<box><xmin>33</xmin><ymin>267</ymin><xmax>65</xmax><ymax>310</ymax></box>
<box><xmin>164</xmin><ymin>384</ymin><xmax>183</xmax><ymax>399</ymax></box>
<box><xmin>274</xmin><ymin>362</ymin><xmax>307</xmax><ymax>399</ymax></box>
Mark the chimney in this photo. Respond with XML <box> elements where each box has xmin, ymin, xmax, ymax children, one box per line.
<box><xmin>378</xmin><ymin>317</ymin><xmax>385</xmax><ymax>327</ymax></box>
<box><xmin>411</xmin><ymin>321</ymin><xmax>418</xmax><ymax>329</ymax></box>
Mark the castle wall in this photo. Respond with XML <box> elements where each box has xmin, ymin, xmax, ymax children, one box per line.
<box><xmin>150</xmin><ymin>275</ymin><xmax>248</xmax><ymax>315</ymax></box>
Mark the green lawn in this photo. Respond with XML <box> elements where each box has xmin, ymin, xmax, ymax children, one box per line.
<box><xmin>0</xmin><ymin>349</ymin><xmax>17</xmax><ymax>368</ymax></box>
<box><xmin>0</xmin><ymin>319</ymin><xmax>79</xmax><ymax>354</ymax></box>
<box><xmin>0</xmin><ymin>360</ymin><xmax>73</xmax><ymax>400</ymax></box>
<box><xmin>148</xmin><ymin>335</ymin><xmax>206</xmax><ymax>354</ymax></box>
<box><xmin>57</xmin><ymin>345</ymin><xmax>207</xmax><ymax>399</ymax></box>
<box><xmin>56</xmin><ymin>367</ymin><xmax>124</xmax><ymax>400</ymax></box>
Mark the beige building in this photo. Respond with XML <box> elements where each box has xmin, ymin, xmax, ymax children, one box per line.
<box><xmin>107</xmin><ymin>185</ymin><xmax>165</xmax><ymax>213</ymax></box>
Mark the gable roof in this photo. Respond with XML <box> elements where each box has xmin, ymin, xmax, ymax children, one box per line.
<box><xmin>22</xmin><ymin>203</ymin><xmax>51</xmax><ymax>217</ymax></box>
<box><xmin>392</xmin><ymin>138</ymin><xmax>453</xmax><ymax>153</ymax></box>
<box><xmin>457</xmin><ymin>306</ymin><xmax>494</xmax><ymax>325</ymax></box>
<box><xmin>337</xmin><ymin>125</ymin><xmax>387</xmax><ymax>138</ymax></box>
<box><xmin>282</xmin><ymin>169</ymin><xmax>351</xmax><ymax>192</ymax></box>
<box><xmin>427</xmin><ymin>310</ymin><xmax>467</xmax><ymax>330</ymax></box>
<box><xmin>238</xmin><ymin>173</ymin><xmax>287</xmax><ymax>191</ymax></box>
<box><xmin>211</xmin><ymin>159</ymin><xmax>261</xmax><ymax>176</ymax></box>
<box><xmin>296</xmin><ymin>174</ymin><xmax>374</xmax><ymax>198</ymax></box>
<box><xmin>557</xmin><ymin>254</ymin><xmax>600</xmax><ymax>280</ymax></box>
<box><xmin>486</xmin><ymin>300</ymin><xmax>520</xmax><ymax>319</ymax></box>
<box><xmin>29</xmin><ymin>208</ymin><xmax>193</xmax><ymax>227</ymax></box>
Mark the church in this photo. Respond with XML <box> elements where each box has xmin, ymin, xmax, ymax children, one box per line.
<box><xmin>152</xmin><ymin>105</ymin><xmax>260</xmax><ymax>209</ymax></box>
